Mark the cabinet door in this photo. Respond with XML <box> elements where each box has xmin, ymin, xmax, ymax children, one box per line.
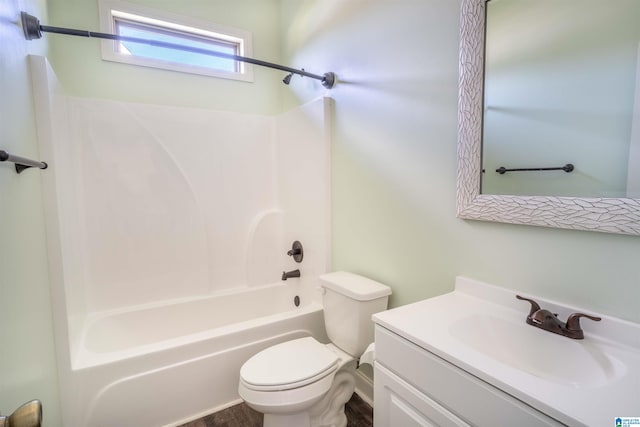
<box><xmin>374</xmin><ymin>363</ymin><xmax>470</xmax><ymax>427</ymax></box>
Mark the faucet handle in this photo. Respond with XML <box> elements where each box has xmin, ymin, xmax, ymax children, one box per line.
<box><xmin>287</xmin><ymin>241</ymin><xmax>303</xmax><ymax>263</ymax></box>
<box><xmin>565</xmin><ymin>312</ymin><xmax>601</xmax><ymax>335</ymax></box>
<box><xmin>516</xmin><ymin>295</ymin><xmax>541</xmax><ymax>317</ymax></box>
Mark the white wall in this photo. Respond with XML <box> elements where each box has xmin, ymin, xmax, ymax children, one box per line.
<box><xmin>66</xmin><ymin>98</ymin><xmax>278</xmax><ymax>312</ymax></box>
<box><xmin>279</xmin><ymin>0</ymin><xmax>640</xmax><ymax>323</ymax></box>
<box><xmin>276</xmin><ymin>97</ymin><xmax>333</xmax><ymax>289</ymax></box>
<box><xmin>38</xmin><ymin>92</ymin><xmax>332</xmax><ymax>318</ymax></box>
<box><xmin>0</xmin><ymin>1</ymin><xmax>62</xmax><ymax>425</ymax></box>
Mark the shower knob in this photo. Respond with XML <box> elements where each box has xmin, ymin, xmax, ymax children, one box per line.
<box><xmin>287</xmin><ymin>241</ymin><xmax>303</xmax><ymax>263</ymax></box>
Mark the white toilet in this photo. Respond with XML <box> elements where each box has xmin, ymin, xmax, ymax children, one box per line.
<box><xmin>238</xmin><ymin>271</ymin><xmax>391</xmax><ymax>427</ymax></box>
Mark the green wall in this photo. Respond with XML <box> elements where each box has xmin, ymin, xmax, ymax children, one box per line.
<box><xmin>279</xmin><ymin>0</ymin><xmax>640</xmax><ymax>323</ymax></box>
<box><xmin>47</xmin><ymin>0</ymin><xmax>283</xmax><ymax>114</ymax></box>
<box><xmin>0</xmin><ymin>1</ymin><xmax>62</xmax><ymax>425</ymax></box>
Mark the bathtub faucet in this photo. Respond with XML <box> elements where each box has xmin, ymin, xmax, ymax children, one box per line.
<box><xmin>281</xmin><ymin>269</ymin><xmax>301</xmax><ymax>281</ymax></box>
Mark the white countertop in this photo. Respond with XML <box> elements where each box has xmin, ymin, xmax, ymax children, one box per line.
<box><xmin>373</xmin><ymin>276</ymin><xmax>640</xmax><ymax>426</ymax></box>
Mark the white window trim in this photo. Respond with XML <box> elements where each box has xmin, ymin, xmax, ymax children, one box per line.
<box><xmin>98</xmin><ymin>0</ymin><xmax>254</xmax><ymax>82</ymax></box>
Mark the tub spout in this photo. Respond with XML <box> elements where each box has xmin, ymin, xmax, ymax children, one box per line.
<box><xmin>281</xmin><ymin>269</ymin><xmax>300</xmax><ymax>281</ymax></box>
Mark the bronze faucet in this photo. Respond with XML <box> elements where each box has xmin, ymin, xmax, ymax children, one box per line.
<box><xmin>281</xmin><ymin>269</ymin><xmax>301</xmax><ymax>281</ymax></box>
<box><xmin>516</xmin><ymin>295</ymin><xmax>601</xmax><ymax>339</ymax></box>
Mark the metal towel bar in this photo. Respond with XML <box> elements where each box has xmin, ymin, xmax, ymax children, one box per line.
<box><xmin>496</xmin><ymin>163</ymin><xmax>574</xmax><ymax>175</ymax></box>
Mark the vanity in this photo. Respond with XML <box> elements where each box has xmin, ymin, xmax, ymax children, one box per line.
<box><xmin>372</xmin><ymin>277</ymin><xmax>640</xmax><ymax>426</ymax></box>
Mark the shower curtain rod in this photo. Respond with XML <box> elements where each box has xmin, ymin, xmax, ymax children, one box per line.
<box><xmin>20</xmin><ymin>12</ymin><xmax>336</xmax><ymax>89</ymax></box>
<box><xmin>0</xmin><ymin>150</ymin><xmax>48</xmax><ymax>174</ymax></box>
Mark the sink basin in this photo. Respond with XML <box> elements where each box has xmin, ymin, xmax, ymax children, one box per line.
<box><xmin>449</xmin><ymin>314</ymin><xmax>625</xmax><ymax>387</ymax></box>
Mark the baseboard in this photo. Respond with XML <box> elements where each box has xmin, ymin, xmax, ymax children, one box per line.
<box><xmin>354</xmin><ymin>369</ymin><xmax>374</xmax><ymax>407</ymax></box>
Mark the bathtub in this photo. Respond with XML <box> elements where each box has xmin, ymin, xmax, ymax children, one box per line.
<box><xmin>66</xmin><ymin>282</ymin><xmax>327</xmax><ymax>427</ymax></box>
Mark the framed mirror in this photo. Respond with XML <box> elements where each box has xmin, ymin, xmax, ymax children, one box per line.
<box><xmin>457</xmin><ymin>0</ymin><xmax>640</xmax><ymax>236</ymax></box>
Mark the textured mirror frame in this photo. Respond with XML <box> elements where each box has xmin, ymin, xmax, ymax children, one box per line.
<box><xmin>456</xmin><ymin>0</ymin><xmax>640</xmax><ymax>236</ymax></box>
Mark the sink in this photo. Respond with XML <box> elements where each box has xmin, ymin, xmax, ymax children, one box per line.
<box><xmin>449</xmin><ymin>314</ymin><xmax>626</xmax><ymax>387</ymax></box>
<box><xmin>372</xmin><ymin>276</ymin><xmax>640</xmax><ymax>426</ymax></box>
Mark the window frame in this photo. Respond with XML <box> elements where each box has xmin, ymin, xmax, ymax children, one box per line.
<box><xmin>98</xmin><ymin>0</ymin><xmax>254</xmax><ymax>81</ymax></box>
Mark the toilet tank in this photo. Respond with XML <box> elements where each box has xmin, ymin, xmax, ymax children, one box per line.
<box><xmin>320</xmin><ymin>272</ymin><xmax>391</xmax><ymax>357</ymax></box>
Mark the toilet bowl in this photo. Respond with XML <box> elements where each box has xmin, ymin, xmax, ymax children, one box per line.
<box><xmin>238</xmin><ymin>272</ymin><xmax>391</xmax><ymax>427</ymax></box>
<box><xmin>239</xmin><ymin>337</ymin><xmax>356</xmax><ymax>427</ymax></box>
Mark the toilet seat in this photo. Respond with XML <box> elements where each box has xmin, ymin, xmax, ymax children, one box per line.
<box><xmin>240</xmin><ymin>337</ymin><xmax>339</xmax><ymax>391</ymax></box>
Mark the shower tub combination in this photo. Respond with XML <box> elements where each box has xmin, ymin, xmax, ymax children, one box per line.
<box><xmin>30</xmin><ymin>56</ymin><xmax>333</xmax><ymax>426</ymax></box>
<box><xmin>72</xmin><ymin>283</ymin><xmax>327</xmax><ymax>426</ymax></box>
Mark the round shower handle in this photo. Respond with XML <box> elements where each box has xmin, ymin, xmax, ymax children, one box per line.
<box><xmin>287</xmin><ymin>241</ymin><xmax>303</xmax><ymax>263</ymax></box>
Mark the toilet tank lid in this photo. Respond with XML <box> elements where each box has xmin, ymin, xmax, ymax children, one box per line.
<box><xmin>320</xmin><ymin>271</ymin><xmax>391</xmax><ymax>301</ymax></box>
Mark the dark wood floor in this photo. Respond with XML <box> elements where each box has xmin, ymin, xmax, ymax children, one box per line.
<box><xmin>179</xmin><ymin>392</ymin><xmax>373</xmax><ymax>427</ymax></box>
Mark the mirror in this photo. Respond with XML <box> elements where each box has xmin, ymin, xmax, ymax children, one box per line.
<box><xmin>482</xmin><ymin>0</ymin><xmax>640</xmax><ymax>198</ymax></box>
<box><xmin>457</xmin><ymin>0</ymin><xmax>640</xmax><ymax>235</ymax></box>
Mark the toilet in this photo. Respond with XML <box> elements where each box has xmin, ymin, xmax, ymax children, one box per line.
<box><xmin>238</xmin><ymin>271</ymin><xmax>391</xmax><ymax>427</ymax></box>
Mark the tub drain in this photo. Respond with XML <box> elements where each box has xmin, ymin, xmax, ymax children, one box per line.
<box><xmin>294</xmin><ymin>295</ymin><xmax>300</xmax><ymax>307</ymax></box>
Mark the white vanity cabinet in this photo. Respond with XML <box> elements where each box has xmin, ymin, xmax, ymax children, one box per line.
<box><xmin>372</xmin><ymin>277</ymin><xmax>640</xmax><ymax>426</ymax></box>
<box><xmin>373</xmin><ymin>326</ymin><xmax>564</xmax><ymax>427</ymax></box>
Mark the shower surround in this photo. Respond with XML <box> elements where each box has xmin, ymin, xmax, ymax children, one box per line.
<box><xmin>30</xmin><ymin>56</ymin><xmax>332</xmax><ymax>426</ymax></box>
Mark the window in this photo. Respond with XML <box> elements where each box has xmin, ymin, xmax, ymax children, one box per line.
<box><xmin>99</xmin><ymin>0</ymin><xmax>253</xmax><ymax>81</ymax></box>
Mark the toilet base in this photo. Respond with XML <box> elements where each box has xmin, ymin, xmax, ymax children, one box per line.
<box><xmin>264</xmin><ymin>412</ymin><xmax>310</xmax><ymax>427</ymax></box>
<box><xmin>308</xmin><ymin>369</ymin><xmax>355</xmax><ymax>427</ymax></box>
<box><xmin>246</xmin><ymin>366</ymin><xmax>356</xmax><ymax>427</ymax></box>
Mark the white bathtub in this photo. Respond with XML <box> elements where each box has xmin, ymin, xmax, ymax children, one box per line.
<box><xmin>66</xmin><ymin>283</ymin><xmax>327</xmax><ymax>427</ymax></box>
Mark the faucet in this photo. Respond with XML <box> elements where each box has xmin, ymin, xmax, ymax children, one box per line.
<box><xmin>516</xmin><ymin>295</ymin><xmax>601</xmax><ymax>339</ymax></box>
<box><xmin>281</xmin><ymin>269</ymin><xmax>300</xmax><ymax>281</ymax></box>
